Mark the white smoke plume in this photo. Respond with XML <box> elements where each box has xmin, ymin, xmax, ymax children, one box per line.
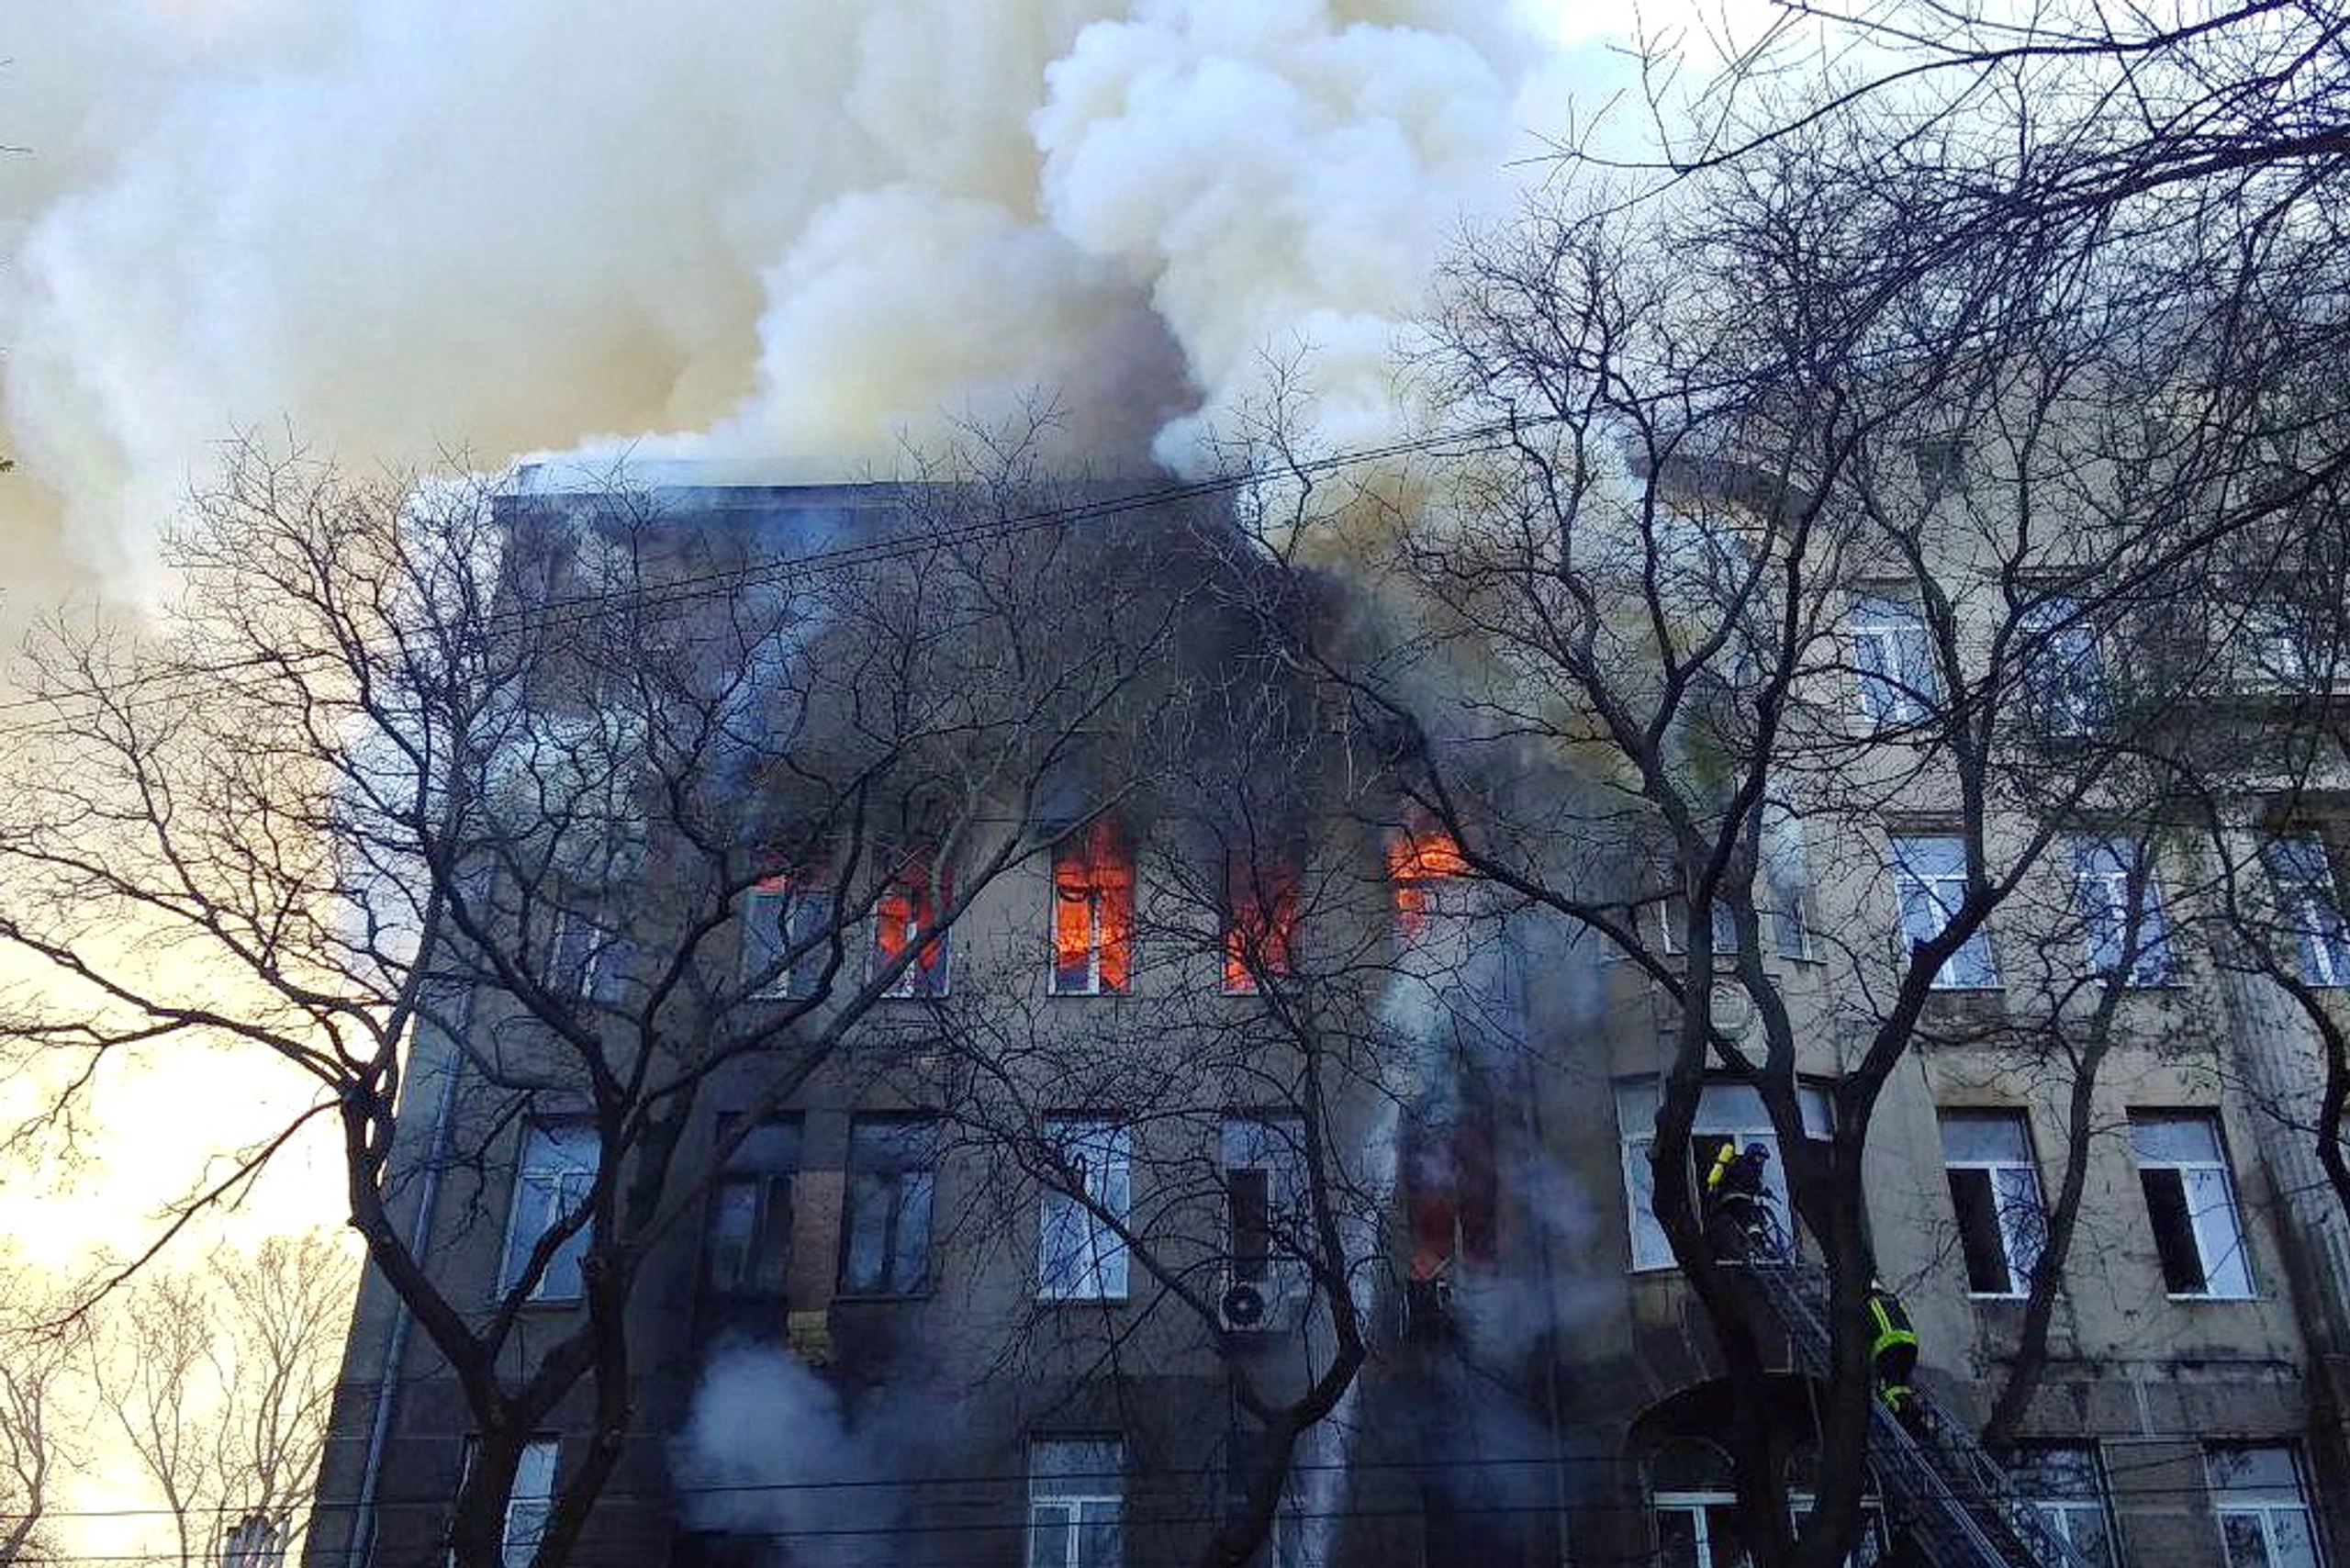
<box><xmin>672</xmin><ymin>1344</ymin><xmax>952</xmax><ymax>1568</ymax></box>
<box><xmin>0</xmin><ymin>0</ymin><xmax>1625</xmax><ymax>593</ymax></box>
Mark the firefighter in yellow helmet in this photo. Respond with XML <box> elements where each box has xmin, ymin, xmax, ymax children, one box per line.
<box><xmin>1865</xmin><ymin>1280</ymin><xmax>1920</xmax><ymax>1420</ymax></box>
<box><xmin>1703</xmin><ymin>1140</ymin><xmax>1773</xmax><ymax>1257</ymax></box>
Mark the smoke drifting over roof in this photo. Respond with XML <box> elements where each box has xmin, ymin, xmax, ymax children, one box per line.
<box><xmin>0</xmin><ymin>0</ymin><xmax>1585</xmax><ymax>588</ymax></box>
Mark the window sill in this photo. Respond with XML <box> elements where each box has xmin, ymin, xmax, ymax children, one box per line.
<box><xmin>832</xmin><ymin>1290</ymin><xmax>933</xmax><ymax>1305</ymax></box>
<box><xmin>2165</xmin><ymin>1291</ymin><xmax>2257</xmax><ymax>1304</ymax></box>
<box><xmin>1036</xmin><ymin>1294</ymin><xmax>1130</xmax><ymax>1306</ymax></box>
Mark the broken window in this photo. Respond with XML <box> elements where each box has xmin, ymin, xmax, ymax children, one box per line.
<box><xmin>2073</xmin><ymin>836</ymin><xmax>2176</xmax><ymax>984</ymax></box>
<box><xmin>1029</xmin><ymin>1439</ymin><xmax>1123</xmax><ymax>1568</ymax></box>
<box><xmin>1850</xmin><ymin>591</ymin><xmax>1939</xmax><ymax>725</ymax></box>
<box><xmin>2011</xmin><ymin>1445</ymin><xmax>2118</xmax><ymax>1568</ymax></box>
<box><xmin>1388</xmin><ymin>825</ymin><xmax>1470</xmax><ymax>940</ymax></box>
<box><xmin>500</xmin><ymin>1121</ymin><xmax>598</xmax><ymax>1301</ymax></box>
<box><xmin>1617</xmin><ymin>1080</ymin><xmax>1830</xmax><ymax>1271</ymax></box>
<box><xmin>874</xmin><ymin>857</ymin><xmax>951</xmax><ymax>998</ymax></box>
<box><xmin>1222</xmin><ymin>854</ymin><xmax>1299</xmax><ymax>993</ymax></box>
<box><xmin>740</xmin><ymin>874</ymin><xmax>833</xmax><ymax>1000</ymax></box>
<box><xmin>1891</xmin><ymin>834</ymin><xmax>1999</xmax><ymax>989</ymax></box>
<box><xmin>2207</xmin><ymin>1444</ymin><xmax>2320</xmax><ymax>1568</ymax></box>
<box><xmin>1038</xmin><ymin>1118</ymin><xmax>1130</xmax><ymax>1300</ymax></box>
<box><xmin>2263</xmin><ymin>834</ymin><xmax>2350</xmax><ymax>987</ymax></box>
<box><xmin>1051</xmin><ymin>823</ymin><xmax>1134</xmax><ymax>995</ymax></box>
<box><xmin>1939</xmin><ymin>1109</ymin><xmax>2045</xmax><ymax>1296</ymax></box>
<box><xmin>840</xmin><ymin>1115</ymin><xmax>935</xmax><ymax>1296</ymax></box>
<box><xmin>2130</xmin><ymin>1111</ymin><xmax>2253</xmax><ymax>1298</ymax></box>
<box><xmin>703</xmin><ymin>1116</ymin><xmax>799</xmax><ymax>1301</ymax></box>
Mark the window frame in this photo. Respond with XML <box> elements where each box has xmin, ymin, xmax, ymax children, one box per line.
<box><xmin>2071</xmin><ymin>835</ymin><xmax>2177</xmax><ymax>986</ymax></box>
<box><xmin>2010</xmin><ymin>1443</ymin><xmax>2121</xmax><ymax>1568</ymax></box>
<box><xmin>1938</xmin><ymin>1108</ymin><xmax>2046</xmax><ymax>1299</ymax></box>
<box><xmin>2130</xmin><ymin>1111</ymin><xmax>2255</xmax><ymax>1300</ymax></box>
<box><xmin>1617</xmin><ymin>1080</ymin><xmax>1832</xmax><ymax>1272</ymax></box>
<box><xmin>2018</xmin><ymin>595</ymin><xmax>2110</xmax><ymax>737</ymax></box>
<box><xmin>545</xmin><ymin>906</ymin><xmax>630</xmax><ymax>1003</ymax></box>
<box><xmin>499</xmin><ymin>1121</ymin><xmax>599</xmax><ymax>1303</ymax></box>
<box><xmin>740</xmin><ymin>875</ymin><xmax>834</xmax><ymax>1001</ymax></box>
<box><xmin>873</xmin><ymin>861</ymin><xmax>952</xmax><ymax>1000</ymax></box>
<box><xmin>2264</xmin><ymin>834</ymin><xmax>2350</xmax><ymax>988</ymax></box>
<box><xmin>1029</xmin><ymin>1439</ymin><xmax>1124</xmax><ymax>1568</ymax></box>
<box><xmin>2206</xmin><ymin>1443</ymin><xmax>2324</xmax><ymax>1568</ymax></box>
<box><xmin>454</xmin><ymin>1434</ymin><xmax>559</xmax><ymax>1568</ymax></box>
<box><xmin>1890</xmin><ymin>833</ymin><xmax>2000</xmax><ymax>990</ymax></box>
<box><xmin>1851</xmin><ymin>590</ymin><xmax>1940</xmax><ymax>725</ymax></box>
<box><xmin>1037</xmin><ymin>1117</ymin><xmax>1132</xmax><ymax>1301</ymax></box>
<box><xmin>1049</xmin><ymin>823</ymin><xmax>1135</xmax><ymax>996</ymax></box>
<box><xmin>838</xmin><ymin>1114</ymin><xmax>937</xmax><ymax>1298</ymax></box>
<box><xmin>701</xmin><ymin>1115</ymin><xmax>800</xmax><ymax>1301</ymax></box>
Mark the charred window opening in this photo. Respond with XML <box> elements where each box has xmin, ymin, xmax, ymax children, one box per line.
<box><xmin>874</xmin><ymin>855</ymin><xmax>952</xmax><ymax>998</ymax></box>
<box><xmin>703</xmin><ymin>1116</ymin><xmax>800</xmax><ymax>1318</ymax></box>
<box><xmin>1051</xmin><ymin>822</ymin><xmax>1134</xmax><ymax>995</ymax></box>
<box><xmin>1227</xmin><ymin>1166</ymin><xmax>1273</xmax><ymax>1282</ymax></box>
<box><xmin>1388</xmin><ymin>826</ymin><xmax>1469</xmax><ymax>939</ymax></box>
<box><xmin>840</xmin><ymin>1115</ymin><xmax>935</xmax><ymax>1297</ymax></box>
<box><xmin>1223</xmin><ymin>854</ymin><xmax>1299</xmax><ymax>993</ymax></box>
<box><xmin>1403</xmin><ymin>1111</ymin><xmax>1497</xmax><ymax>1287</ymax></box>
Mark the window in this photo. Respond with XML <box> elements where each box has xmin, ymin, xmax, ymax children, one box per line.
<box><xmin>741</xmin><ymin>875</ymin><xmax>832</xmax><ymax>1000</ymax></box>
<box><xmin>874</xmin><ymin>860</ymin><xmax>951</xmax><ymax>998</ymax></box>
<box><xmin>1038</xmin><ymin>1118</ymin><xmax>1130</xmax><ymax>1300</ymax></box>
<box><xmin>1029</xmin><ymin>1439</ymin><xmax>1123</xmax><ymax>1568</ymax></box>
<box><xmin>1388</xmin><ymin>826</ymin><xmax>1471</xmax><ymax>941</ymax></box>
<box><xmin>1617</xmin><ymin>1080</ymin><xmax>1831</xmax><ymax>1271</ymax></box>
<box><xmin>2264</xmin><ymin>835</ymin><xmax>2350</xmax><ymax>988</ymax></box>
<box><xmin>1655</xmin><ymin>1492</ymin><xmax>1750</xmax><ymax>1568</ymax></box>
<box><xmin>1223</xmin><ymin>1116</ymin><xmax>1305</xmax><ymax>1301</ymax></box>
<box><xmin>704</xmin><ymin>1117</ymin><xmax>799</xmax><ymax>1299</ymax></box>
<box><xmin>1763</xmin><ymin>799</ymin><xmax>1816</xmax><ymax>960</ymax></box>
<box><xmin>840</xmin><ymin>1116</ymin><xmax>935</xmax><ymax>1296</ymax></box>
<box><xmin>1851</xmin><ymin>592</ymin><xmax>1938</xmax><ymax>724</ymax></box>
<box><xmin>2019</xmin><ymin>597</ymin><xmax>2109</xmax><ymax>735</ymax></box>
<box><xmin>2073</xmin><ymin>836</ymin><xmax>2175</xmax><ymax>985</ymax></box>
<box><xmin>2209</xmin><ymin>1446</ymin><xmax>2323</xmax><ymax>1568</ymax></box>
<box><xmin>1891</xmin><ymin>834</ymin><xmax>1998</xmax><ymax>989</ymax></box>
<box><xmin>2131</xmin><ymin>1112</ymin><xmax>2254</xmax><ymax>1298</ymax></box>
<box><xmin>1940</xmin><ymin>1110</ymin><xmax>2045</xmax><ymax>1297</ymax></box>
<box><xmin>2242</xmin><ymin>601</ymin><xmax>2320</xmax><ymax>689</ymax></box>
<box><xmin>547</xmin><ymin>908</ymin><xmax>631</xmax><ymax>1003</ymax></box>
<box><xmin>500</xmin><ymin>1122</ymin><xmax>598</xmax><ymax>1301</ymax></box>
<box><xmin>1223</xmin><ymin>855</ymin><xmax>1299</xmax><ymax>993</ymax></box>
<box><xmin>1051</xmin><ymin>823</ymin><xmax>1134</xmax><ymax>995</ymax></box>
<box><xmin>457</xmin><ymin>1436</ymin><xmax>558</xmax><ymax>1568</ymax></box>
<box><xmin>2011</xmin><ymin>1445</ymin><xmax>2118</xmax><ymax>1568</ymax></box>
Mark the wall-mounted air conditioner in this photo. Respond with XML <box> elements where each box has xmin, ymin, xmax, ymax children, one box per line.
<box><xmin>1216</xmin><ymin>1270</ymin><xmax>1303</xmax><ymax>1334</ymax></box>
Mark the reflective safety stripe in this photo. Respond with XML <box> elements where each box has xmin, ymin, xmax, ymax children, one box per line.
<box><xmin>1866</xmin><ymin>1294</ymin><xmax>1919</xmax><ymax>1355</ymax></box>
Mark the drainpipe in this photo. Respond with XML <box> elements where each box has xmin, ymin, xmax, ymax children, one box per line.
<box><xmin>341</xmin><ymin>991</ymin><xmax>470</xmax><ymax>1568</ymax></box>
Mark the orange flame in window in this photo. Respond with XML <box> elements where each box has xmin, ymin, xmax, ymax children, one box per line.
<box><xmin>1388</xmin><ymin>828</ymin><xmax>1467</xmax><ymax>936</ymax></box>
<box><xmin>1053</xmin><ymin>820</ymin><xmax>1133</xmax><ymax>992</ymax></box>
<box><xmin>1224</xmin><ymin>858</ymin><xmax>1300</xmax><ymax>992</ymax></box>
<box><xmin>875</xmin><ymin>856</ymin><xmax>949</xmax><ymax>986</ymax></box>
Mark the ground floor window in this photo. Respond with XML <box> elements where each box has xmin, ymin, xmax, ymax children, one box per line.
<box><xmin>1030</xmin><ymin>1439</ymin><xmax>1123</xmax><ymax>1568</ymax></box>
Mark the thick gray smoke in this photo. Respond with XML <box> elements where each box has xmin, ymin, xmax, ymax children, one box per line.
<box><xmin>0</xmin><ymin>0</ymin><xmax>1630</xmax><ymax>591</ymax></box>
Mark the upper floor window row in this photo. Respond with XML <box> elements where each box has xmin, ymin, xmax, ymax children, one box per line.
<box><xmin>1888</xmin><ymin>832</ymin><xmax>2177</xmax><ymax>991</ymax></box>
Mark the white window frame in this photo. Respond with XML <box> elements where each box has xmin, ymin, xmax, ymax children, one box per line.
<box><xmin>839</xmin><ymin>1115</ymin><xmax>937</xmax><ymax>1298</ymax></box>
<box><xmin>1654</xmin><ymin>1490</ymin><xmax>1747</xmax><ymax>1568</ymax></box>
<box><xmin>741</xmin><ymin>878</ymin><xmax>832</xmax><ymax>1000</ymax></box>
<box><xmin>1222</xmin><ymin>1115</ymin><xmax>1307</xmax><ymax>1304</ymax></box>
<box><xmin>2207</xmin><ymin>1444</ymin><xmax>2323</xmax><ymax>1568</ymax></box>
<box><xmin>1891</xmin><ymin>834</ymin><xmax>2000</xmax><ymax>989</ymax></box>
<box><xmin>1939</xmin><ymin>1109</ymin><xmax>2045</xmax><ymax>1298</ymax></box>
<box><xmin>2011</xmin><ymin>1444</ymin><xmax>2120</xmax><ymax>1568</ymax></box>
<box><xmin>873</xmin><ymin>867</ymin><xmax>951</xmax><ymax>999</ymax></box>
<box><xmin>1029</xmin><ymin>1439</ymin><xmax>1123</xmax><ymax>1568</ymax></box>
<box><xmin>2130</xmin><ymin>1112</ymin><xmax>2255</xmax><ymax>1300</ymax></box>
<box><xmin>2265</xmin><ymin>835</ymin><xmax>2350</xmax><ymax>988</ymax></box>
<box><xmin>546</xmin><ymin>907</ymin><xmax>626</xmax><ymax>1003</ymax></box>
<box><xmin>1617</xmin><ymin>1080</ymin><xmax>1831</xmax><ymax>1271</ymax></box>
<box><xmin>1851</xmin><ymin>591</ymin><xmax>1939</xmax><ymax>725</ymax></box>
<box><xmin>2019</xmin><ymin>596</ymin><xmax>2109</xmax><ymax>736</ymax></box>
<box><xmin>2072</xmin><ymin>835</ymin><xmax>2176</xmax><ymax>985</ymax></box>
<box><xmin>502</xmin><ymin>1439</ymin><xmax>557</xmax><ymax>1568</ymax></box>
<box><xmin>1038</xmin><ymin>1119</ymin><xmax>1131</xmax><ymax>1301</ymax></box>
<box><xmin>500</xmin><ymin>1122</ymin><xmax>598</xmax><ymax>1302</ymax></box>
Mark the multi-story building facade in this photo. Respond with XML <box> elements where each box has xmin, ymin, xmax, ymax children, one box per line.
<box><xmin>304</xmin><ymin>471</ymin><xmax>2350</xmax><ymax>1568</ymax></box>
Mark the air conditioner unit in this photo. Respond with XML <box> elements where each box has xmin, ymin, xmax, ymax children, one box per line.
<box><xmin>1216</xmin><ymin>1271</ymin><xmax>1302</xmax><ymax>1334</ymax></box>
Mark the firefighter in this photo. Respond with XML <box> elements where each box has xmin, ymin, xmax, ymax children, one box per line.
<box><xmin>1703</xmin><ymin>1140</ymin><xmax>1774</xmax><ymax>1257</ymax></box>
<box><xmin>1866</xmin><ymin>1281</ymin><xmax>1920</xmax><ymax>1421</ymax></box>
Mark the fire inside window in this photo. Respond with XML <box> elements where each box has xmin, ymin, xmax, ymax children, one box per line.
<box><xmin>874</xmin><ymin>857</ymin><xmax>951</xmax><ymax>998</ymax></box>
<box><xmin>1223</xmin><ymin>856</ymin><xmax>1299</xmax><ymax>993</ymax></box>
<box><xmin>1052</xmin><ymin>821</ymin><xmax>1134</xmax><ymax>994</ymax></box>
<box><xmin>1388</xmin><ymin>827</ymin><xmax>1469</xmax><ymax>938</ymax></box>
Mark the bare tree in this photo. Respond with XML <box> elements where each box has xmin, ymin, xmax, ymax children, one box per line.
<box><xmin>0</xmin><ymin>435</ymin><xmax>1210</xmax><ymax>1568</ymax></box>
<box><xmin>84</xmin><ymin>1234</ymin><xmax>357</xmax><ymax>1568</ymax></box>
<box><xmin>0</xmin><ymin>1252</ymin><xmax>80</xmax><ymax>1568</ymax></box>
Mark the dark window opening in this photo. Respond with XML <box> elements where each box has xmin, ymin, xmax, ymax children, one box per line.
<box><xmin>840</xmin><ymin>1116</ymin><xmax>935</xmax><ymax>1296</ymax></box>
<box><xmin>2139</xmin><ymin>1167</ymin><xmax>2204</xmax><ymax>1294</ymax></box>
<box><xmin>1227</xmin><ymin>1167</ymin><xmax>1272</xmax><ymax>1284</ymax></box>
<box><xmin>1949</xmin><ymin>1169</ymin><xmax>2013</xmax><ymax>1294</ymax></box>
